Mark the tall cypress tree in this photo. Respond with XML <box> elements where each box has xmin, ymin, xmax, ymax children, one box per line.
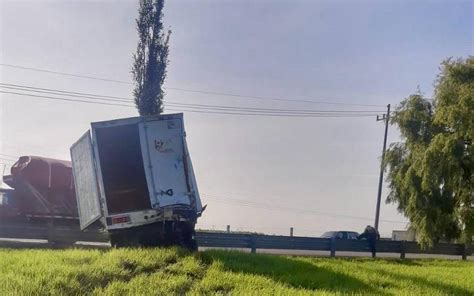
<box><xmin>132</xmin><ymin>0</ymin><xmax>171</xmax><ymax>116</ymax></box>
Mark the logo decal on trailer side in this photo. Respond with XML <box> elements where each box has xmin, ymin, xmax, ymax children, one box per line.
<box><xmin>154</xmin><ymin>139</ymin><xmax>174</xmax><ymax>153</ymax></box>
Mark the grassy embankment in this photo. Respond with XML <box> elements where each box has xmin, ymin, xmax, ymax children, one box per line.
<box><xmin>0</xmin><ymin>248</ymin><xmax>472</xmax><ymax>295</ymax></box>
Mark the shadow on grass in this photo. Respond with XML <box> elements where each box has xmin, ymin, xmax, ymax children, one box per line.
<box><xmin>201</xmin><ymin>250</ymin><xmax>378</xmax><ymax>294</ymax></box>
<box><xmin>359</xmin><ymin>264</ymin><xmax>473</xmax><ymax>295</ymax></box>
<box><xmin>375</xmin><ymin>258</ymin><xmax>422</xmax><ymax>266</ymax></box>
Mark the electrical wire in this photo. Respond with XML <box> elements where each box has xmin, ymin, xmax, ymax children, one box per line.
<box><xmin>0</xmin><ymin>63</ymin><xmax>131</xmax><ymax>85</ymax></box>
<box><xmin>0</xmin><ymin>89</ymin><xmax>382</xmax><ymax>118</ymax></box>
<box><xmin>164</xmin><ymin>86</ymin><xmax>386</xmax><ymax>108</ymax></box>
<box><xmin>164</xmin><ymin>102</ymin><xmax>382</xmax><ymax>114</ymax></box>
<box><xmin>0</xmin><ymin>91</ymin><xmax>135</xmax><ymax>108</ymax></box>
<box><xmin>0</xmin><ymin>153</ymin><xmax>17</xmax><ymax>159</ymax></box>
<box><xmin>0</xmin><ymin>83</ymin><xmax>131</xmax><ymax>102</ymax></box>
<box><xmin>0</xmin><ymin>83</ymin><xmax>382</xmax><ymax>114</ymax></box>
<box><xmin>165</xmin><ymin>108</ymin><xmax>378</xmax><ymax>117</ymax></box>
<box><xmin>205</xmin><ymin>197</ymin><xmax>407</xmax><ymax>225</ymax></box>
<box><xmin>202</xmin><ymin>194</ymin><xmax>407</xmax><ymax>224</ymax></box>
<box><xmin>0</xmin><ymin>157</ymin><xmax>16</xmax><ymax>164</ymax></box>
<box><xmin>0</xmin><ymin>63</ymin><xmax>387</xmax><ymax>107</ymax></box>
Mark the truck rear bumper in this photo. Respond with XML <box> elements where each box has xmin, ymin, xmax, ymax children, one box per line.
<box><xmin>105</xmin><ymin>207</ymin><xmax>197</xmax><ymax>230</ymax></box>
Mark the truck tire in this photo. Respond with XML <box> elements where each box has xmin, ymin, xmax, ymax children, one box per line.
<box><xmin>179</xmin><ymin>222</ymin><xmax>198</xmax><ymax>251</ymax></box>
<box><xmin>110</xmin><ymin>225</ymin><xmax>160</xmax><ymax>248</ymax></box>
<box><xmin>184</xmin><ymin>238</ymin><xmax>198</xmax><ymax>251</ymax></box>
<box><xmin>109</xmin><ymin>232</ymin><xmax>126</xmax><ymax>248</ymax></box>
<box><xmin>109</xmin><ymin>232</ymin><xmax>139</xmax><ymax>248</ymax></box>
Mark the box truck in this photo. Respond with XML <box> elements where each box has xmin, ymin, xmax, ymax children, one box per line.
<box><xmin>70</xmin><ymin>113</ymin><xmax>203</xmax><ymax>249</ymax></box>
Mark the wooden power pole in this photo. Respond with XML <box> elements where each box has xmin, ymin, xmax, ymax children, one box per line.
<box><xmin>374</xmin><ymin>104</ymin><xmax>391</xmax><ymax>231</ymax></box>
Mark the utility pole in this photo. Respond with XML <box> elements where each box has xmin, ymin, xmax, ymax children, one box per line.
<box><xmin>374</xmin><ymin>104</ymin><xmax>391</xmax><ymax>231</ymax></box>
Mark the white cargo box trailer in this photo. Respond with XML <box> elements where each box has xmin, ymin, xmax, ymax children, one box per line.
<box><xmin>70</xmin><ymin>113</ymin><xmax>203</xmax><ymax>248</ymax></box>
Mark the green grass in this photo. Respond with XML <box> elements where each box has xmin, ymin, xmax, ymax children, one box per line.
<box><xmin>0</xmin><ymin>248</ymin><xmax>472</xmax><ymax>295</ymax></box>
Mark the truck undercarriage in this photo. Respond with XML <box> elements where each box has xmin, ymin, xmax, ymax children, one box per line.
<box><xmin>108</xmin><ymin>220</ymin><xmax>197</xmax><ymax>250</ymax></box>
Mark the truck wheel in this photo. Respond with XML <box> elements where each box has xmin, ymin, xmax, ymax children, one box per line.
<box><xmin>184</xmin><ymin>239</ymin><xmax>198</xmax><ymax>251</ymax></box>
<box><xmin>180</xmin><ymin>223</ymin><xmax>198</xmax><ymax>251</ymax></box>
<box><xmin>109</xmin><ymin>235</ymin><xmax>123</xmax><ymax>248</ymax></box>
<box><xmin>110</xmin><ymin>232</ymin><xmax>130</xmax><ymax>248</ymax></box>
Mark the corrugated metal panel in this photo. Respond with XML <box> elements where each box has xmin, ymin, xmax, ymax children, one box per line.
<box><xmin>70</xmin><ymin>130</ymin><xmax>102</xmax><ymax>230</ymax></box>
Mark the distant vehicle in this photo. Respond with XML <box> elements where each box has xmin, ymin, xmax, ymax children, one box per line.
<box><xmin>1</xmin><ymin>156</ymin><xmax>77</xmax><ymax>222</ymax></box>
<box><xmin>321</xmin><ymin>231</ymin><xmax>359</xmax><ymax>240</ymax></box>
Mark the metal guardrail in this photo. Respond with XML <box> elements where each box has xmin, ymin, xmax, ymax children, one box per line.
<box><xmin>196</xmin><ymin>232</ymin><xmax>472</xmax><ymax>260</ymax></box>
<box><xmin>0</xmin><ymin>222</ymin><xmax>471</xmax><ymax>259</ymax></box>
<box><xmin>0</xmin><ymin>221</ymin><xmax>109</xmax><ymax>245</ymax></box>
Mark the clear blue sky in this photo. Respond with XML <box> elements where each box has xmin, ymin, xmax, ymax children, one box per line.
<box><xmin>0</xmin><ymin>0</ymin><xmax>472</xmax><ymax>237</ymax></box>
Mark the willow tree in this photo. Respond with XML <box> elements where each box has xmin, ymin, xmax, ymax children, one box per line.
<box><xmin>132</xmin><ymin>0</ymin><xmax>171</xmax><ymax>115</ymax></box>
<box><xmin>385</xmin><ymin>57</ymin><xmax>474</xmax><ymax>247</ymax></box>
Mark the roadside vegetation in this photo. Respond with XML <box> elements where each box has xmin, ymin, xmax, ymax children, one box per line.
<box><xmin>0</xmin><ymin>248</ymin><xmax>472</xmax><ymax>295</ymax></box>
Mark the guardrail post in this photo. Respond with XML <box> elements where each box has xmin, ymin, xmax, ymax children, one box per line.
<box><xmin>330</xmin><ymin>237</ymin><xmax>336</xmax><ymax>257</ymax></box>
<box><xmin>47</xmin><ymin>219</ymin><xmax>55</xmax><ymax>247</ymax></box>
<box><xmin>400</xmin><ymin>241</ymin><xmax>406</xmax><ymax>259</ymax></box>
<box><xmin>250</xmin><ymin>235</ymin><xmax>256</xmax><ymax>254</ymax></box>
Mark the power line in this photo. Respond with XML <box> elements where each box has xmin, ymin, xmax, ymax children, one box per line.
<box><xmin>166</xmin><ymin>108</ymin><xmax>378</xmax><ymax>118</ymax></box>
<box><xmin>0</xmin><ymin>85</ymin><xmax>132</xmax><ymax>103</ymax></box>
<box><xmin>202</xmin><ymin>194</ymin><xmax>407</xmax><ymax>224</ymax></box>
<box><xmin>165</xmin><ymin>86</ymin><xmax>386</xmax><ymax>108</ymax></box>
<box><xmin>205</xmin><ymin>196</ymin><xmax>406</xmax><ymax>224</ymax></box>
<box><xmin>0</xmin><ymin>83</ymin><xmax>131</xmax><ymax>101</ymax></box>
<box><xmin>0</xmin><ymin>89</ymin><xmax>381</xmax><ymax>118</ymax></box>
<box><xmin>0</xmin><ymin>153</ymin><xmax>17</xmax><ymax>160</ymax></box>
<box><xmin>0</xmin><ymin>155</ymin><xmax>16</xmax><ymax>161</ymax></box>
<box><xmin>0</xmin><ymin>63</ymin><xmax>131</xmax><ymax>85</ymax></box>
<box><xmin>0</xmin><ymin>91</ymin><xmax>134</xmax><ymax>108</ymax></box>
<box><xmin>0</xmin><ymin>157</ymin><xmax>16</xmax><ymax>164</ymax></box>
<box><xmin>0</xmin><ymin>63</ymin><xmax>386</xmax><ymax>108</ymax></box>
<box><xmin>0</xmin><ymin>83</ymin><xmax>383</xmax><ymax>115</ymax></box>
<box><xmin>164</xmin><ymin>102</ymin><xmax>382</xmax><ymax>114</ymax></box>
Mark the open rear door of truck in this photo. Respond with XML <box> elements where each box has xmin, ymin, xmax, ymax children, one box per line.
<box><xmin>139</xmin><ymin>116</ymin><xmax>191</xmax><ymax>208</ymax></box>
<box><xmin>70</xmin><ymin>130</ymin><xmax>102</xmax><ymax>230</ymax></box>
